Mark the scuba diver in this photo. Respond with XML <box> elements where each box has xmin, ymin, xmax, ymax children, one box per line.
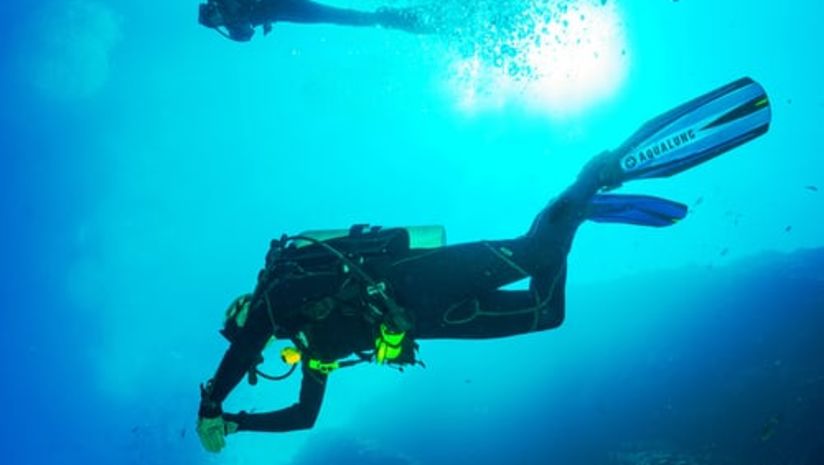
<box><xmin>197</xmin><ymin>77</ymin><xmax>771</xmax><ymax>452</ymax></box>
<box><xmin>198</xmin><ymin>0</ymin><xmax>433</xmax><ymax>41</ymax></box>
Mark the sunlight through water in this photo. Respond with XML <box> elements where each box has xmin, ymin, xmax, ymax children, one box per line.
<box><xmin>447</xmin><ymin>0</ymin><xmax>628</xmax><ymax>116</ymax></box>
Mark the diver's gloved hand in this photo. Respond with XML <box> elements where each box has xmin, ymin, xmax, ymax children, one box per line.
<box><xmin>197</xmin><ymin>415</ymin><xmax>239</xmax><ymax>453</ymax></box>
<box><xmin>197</xmin><ymin>381</ymin><xmax>238</xmax><ymax>453</ymax></box>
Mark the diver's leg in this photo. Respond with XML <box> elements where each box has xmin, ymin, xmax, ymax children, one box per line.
<box><xmin>388</xmin><ymin>238</ymin><xmax>569</xmax><ymax>340</ymax></box>
<box><xmin>416</xmin><ymin>267</ymin><xmax>568</xmax><ymax>340</ymax></box>
<box><xmin>524</xmin><ymin>154</ymin><xmax>605</xmax><ymax>251</ymax></box>
<box><xmin>263</xmin><ymin>0</ymin><xmax>378</xmax><ymax>26</ymax></box>
<box><xmin>398</xmin><ymin>195</ymin><xmax>578</xmax><ymax>340</ymax></box>
<box><xmin>392</xmin><ymin>158</ymin><xmax>605</xmax><ymax>339</ymax></box>
<box><xmin>256</xmin><ymin>0</ymin><xmax>429</xmax><ymax>32</ymax></box>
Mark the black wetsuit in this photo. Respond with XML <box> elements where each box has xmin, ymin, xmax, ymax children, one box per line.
<box><xmin>252</xmin><ymin>0</ymin><xmax>377</xmax><ymax>27</ymax></box>
<box><xmin>204</xmin><ymin>0</ymin><xmax>425</xmax><ymax>41</ymax></box>
<box><xmin>199</xmin><ymin>0</ymin><xmax>434</xmax><ymax>42</ymax></box>
<box><xmin>203</xmin><ymin>172</ymin><xmax>600</xmax><ymax>432</ymax></box>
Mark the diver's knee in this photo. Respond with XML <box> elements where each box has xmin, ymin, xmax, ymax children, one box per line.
<box><xmin>535</xmin><ymin>306</ymin><xmax>565</xmax><ymax>331</ymax></box>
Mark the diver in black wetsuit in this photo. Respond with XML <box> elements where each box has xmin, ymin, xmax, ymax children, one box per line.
<box><xmin>195</xmin><ymin>77</ymin><xmax>771</xmax><ymax>452</ymax></box>
<box><xmin>198</xmin><ymin>0</ymin><xmax>432</xmax><ymax>42</ymax></box>
<box><xmin>197</xmin><ymin>156</ymin><xmax>604</xmax><ymax>450</ymax></box>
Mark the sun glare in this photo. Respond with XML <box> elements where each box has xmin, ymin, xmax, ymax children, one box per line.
<box><xmin>451</xmin><ymin>1</ymin><xmax>628</xmax><ymax>117</ymax></box>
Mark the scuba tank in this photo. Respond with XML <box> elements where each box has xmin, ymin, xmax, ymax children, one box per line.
<box><xmin>295</xmin><ymin>225</ymin><xmax>446</xmax><ymax>250</ymax></box>
<box><xmin>224</xmin><ymin>224</ymin><xmax>444</xmax><ymax>383</ymax></box>
<box><xmin>259</xmin><ymin>224</ymin><xmax>445</xmax><ymax>332</ymax></box>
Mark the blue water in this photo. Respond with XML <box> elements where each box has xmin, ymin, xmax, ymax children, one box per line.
<box><xmin>1</xmin><ymin>1</ymin><xmax>822</xmax><ymax>464</ymax></box>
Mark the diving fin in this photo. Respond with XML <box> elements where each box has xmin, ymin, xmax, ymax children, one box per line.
<box><xmin>587</xmin><ymin>194</ymin><xmax>688</xmax><ymax>227</ymax></box>
<box><xmin>602</xmin><ymin>77</ymin><xmax>771</xmax><ymax>189</ymax></box>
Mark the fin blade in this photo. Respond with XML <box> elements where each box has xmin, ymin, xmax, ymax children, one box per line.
<box><xmin>613</xmin><ymin>77</ymin><xmax>771</xmax><ymax>182</ymax></box>
<box><xmin>587</xmin><ymin>194</ymin><xmax>688</xmax><ymax>228</ymax></box>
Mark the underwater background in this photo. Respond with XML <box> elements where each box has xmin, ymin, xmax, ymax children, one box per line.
<box><xmin>1</xmin><ymin>0</ymin><xmax>823</xmax><ymax>464</ymax></box>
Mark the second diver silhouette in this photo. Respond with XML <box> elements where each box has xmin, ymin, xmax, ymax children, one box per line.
<box><xmin>198</xmin><ymin>0</ymin><xmax>433</xmax><ymax>41</ymax></box>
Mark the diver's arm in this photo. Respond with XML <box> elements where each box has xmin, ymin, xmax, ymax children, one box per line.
<box><xmin>223</xmin><ymin>364</ymin><xmax>327</xmax><ymax>432</ymax></box>
<box><xmin>200</xmin><ymin>302</ymin><xmax>275</xmax><ymax>416</ymax></box>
